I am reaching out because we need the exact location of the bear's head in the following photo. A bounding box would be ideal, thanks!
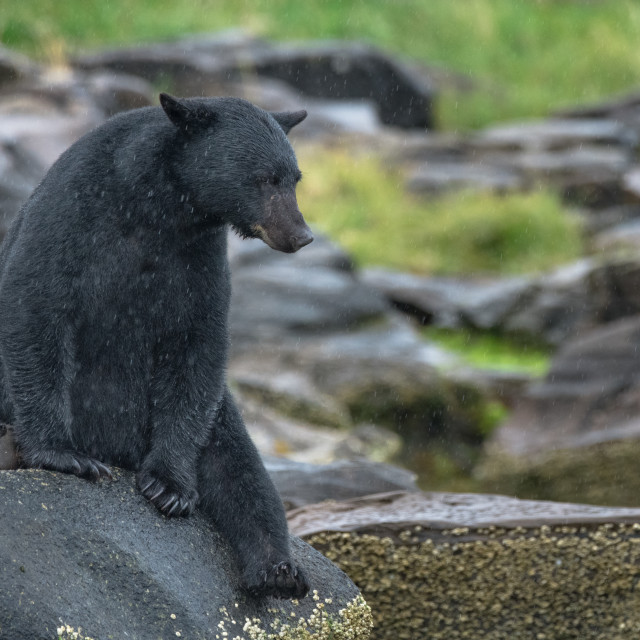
[160,93,313,253]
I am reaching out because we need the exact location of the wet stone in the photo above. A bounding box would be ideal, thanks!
[0,468,371,640]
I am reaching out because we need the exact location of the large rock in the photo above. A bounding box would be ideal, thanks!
[246,41,435,129]
[479,315,640,505]
[361,267,532,329]
[0,468,371,640]
[362,262,595,346]
[555,90,640,139]
[0,45,39,87]
[471,118,638,152]
[229,262,389,348]
[364,258,640,348]
[466,118,638,207]
[228,234,390,350]
[264,456,418,510]
[73,33,436,130]
[237,390,402,465]
[290,490,640,640]
[406,160,523,195]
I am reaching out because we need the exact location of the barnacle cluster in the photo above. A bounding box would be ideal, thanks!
[308,523,640,639]
[215,594,372,640]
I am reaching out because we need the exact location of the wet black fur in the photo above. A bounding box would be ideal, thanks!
[0,95,310,599]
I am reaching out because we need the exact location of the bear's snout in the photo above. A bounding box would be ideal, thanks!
[253,188,314,253]
[290,228,314,252]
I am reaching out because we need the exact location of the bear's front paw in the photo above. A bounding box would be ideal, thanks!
[246,561,309,600]
[136,469,198,517]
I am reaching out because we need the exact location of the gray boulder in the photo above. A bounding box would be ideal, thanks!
[264,456,418,510]
[230,264,389,347]
[0,45,39,87]
[471,118,638,152]
[555,89,640,139]
[361,267,533,329]
[406,160,523,195]
[73,33,436,130]
[465,118,638,207]
[363,260,600,347]
[228,234,389,350]
[245,40,435,129]
[0,468,371,640]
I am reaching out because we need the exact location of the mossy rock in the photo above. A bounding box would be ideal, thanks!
[477,436,640,506]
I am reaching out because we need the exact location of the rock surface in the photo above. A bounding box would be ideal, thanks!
[0,469,371,640]
[363,258,640,348]
[264,456,418,510]
[479,315,640,504]
[291,490,640,640]
[73,33,435,130]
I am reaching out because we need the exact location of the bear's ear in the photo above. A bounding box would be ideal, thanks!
[160,93,212,133]
[270,110,308,135]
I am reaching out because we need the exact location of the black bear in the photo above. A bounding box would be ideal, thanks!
[0,94,313,599]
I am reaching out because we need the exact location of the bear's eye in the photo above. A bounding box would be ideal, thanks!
[256,175,280,186]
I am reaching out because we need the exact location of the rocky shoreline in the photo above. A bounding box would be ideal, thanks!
[3,32,640,638]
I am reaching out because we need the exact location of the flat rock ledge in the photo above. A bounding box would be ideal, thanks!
[0,469,372,640]
[288,490,640,640]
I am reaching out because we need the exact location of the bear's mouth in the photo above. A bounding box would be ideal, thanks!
[251,223,313,254]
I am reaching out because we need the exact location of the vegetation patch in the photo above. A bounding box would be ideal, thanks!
[298,148,583,276]
[423,327,551,376]
[4,1,640,130]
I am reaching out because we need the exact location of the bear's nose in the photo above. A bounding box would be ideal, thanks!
[291,230,314,251]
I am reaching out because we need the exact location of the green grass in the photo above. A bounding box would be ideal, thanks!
[422,327,551,377]
[298,147,584,276]
[3,0,640,130]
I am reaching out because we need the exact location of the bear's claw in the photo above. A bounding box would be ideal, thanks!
[27,449,112,481]
[136,471,198,517]
[247,561,309,600]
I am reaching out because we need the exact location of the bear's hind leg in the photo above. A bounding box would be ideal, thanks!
[197,388,309,599]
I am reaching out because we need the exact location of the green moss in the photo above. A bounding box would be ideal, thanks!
[298,149,583,277]
[423,327,551,376]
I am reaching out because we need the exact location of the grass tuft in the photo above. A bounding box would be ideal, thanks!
[298,147,584,276]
